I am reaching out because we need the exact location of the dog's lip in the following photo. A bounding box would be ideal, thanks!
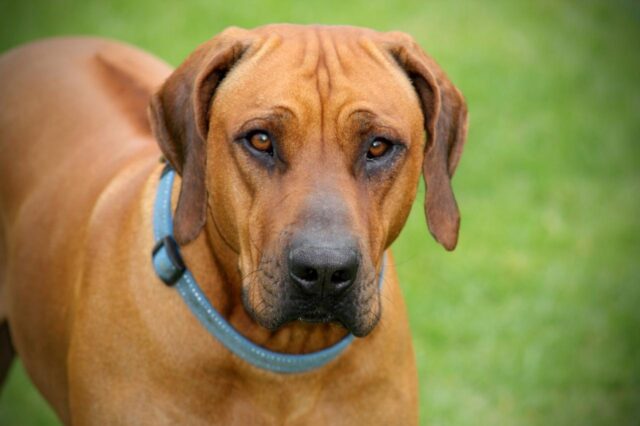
[295,309,356,335]
[297,308,334,323]
[288,290,366,331]
[274,306,367,336]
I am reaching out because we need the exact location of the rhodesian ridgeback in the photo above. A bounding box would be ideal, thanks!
[0,24,467,424]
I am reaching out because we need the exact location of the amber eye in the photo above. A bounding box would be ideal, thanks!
[248,131,273,154]
[367,138,392,159]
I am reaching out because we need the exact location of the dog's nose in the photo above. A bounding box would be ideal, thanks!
[288,245,359,298]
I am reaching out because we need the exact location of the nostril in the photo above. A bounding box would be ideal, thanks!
[330,269,353,284]
[298,268,318,282]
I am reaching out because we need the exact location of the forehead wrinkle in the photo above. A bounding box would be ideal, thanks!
[314,30,330,101]
[333,38,357,77]
[322,31,345,76]
[296,30,321,78]
[243,33,282,68]
[312,29,330,157]
[267,33,324,150]
[356,37,393,69]
[316,30,362,155]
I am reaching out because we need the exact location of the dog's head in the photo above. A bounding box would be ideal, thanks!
[149,25,467,337]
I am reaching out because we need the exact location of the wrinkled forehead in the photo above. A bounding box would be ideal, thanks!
[212,26,423,131]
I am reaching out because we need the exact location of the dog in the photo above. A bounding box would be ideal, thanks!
[0,24,467,424]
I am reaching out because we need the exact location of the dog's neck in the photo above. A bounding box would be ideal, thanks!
[172,182,349,355]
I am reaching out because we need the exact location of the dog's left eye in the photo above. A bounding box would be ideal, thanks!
[247,131,273,155]
[366,138,392,160]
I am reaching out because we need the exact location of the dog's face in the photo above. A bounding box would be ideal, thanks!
[150,25,467,337]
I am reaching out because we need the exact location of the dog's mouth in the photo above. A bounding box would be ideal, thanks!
[298,310,334,324]
[240,244,382,338]
[295,301,335,322]
[242,273,381,338]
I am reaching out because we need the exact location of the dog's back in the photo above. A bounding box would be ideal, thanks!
[0,37,170,416]
[0,37,170,214]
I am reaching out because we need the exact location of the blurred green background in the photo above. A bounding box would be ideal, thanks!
[1,0,639,424]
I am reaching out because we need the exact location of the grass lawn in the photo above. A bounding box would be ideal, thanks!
[1,0,639,424]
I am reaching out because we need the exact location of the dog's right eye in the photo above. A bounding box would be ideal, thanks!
[246,131,274,155]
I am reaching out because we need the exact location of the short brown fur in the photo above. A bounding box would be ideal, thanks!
[0,25,467,424]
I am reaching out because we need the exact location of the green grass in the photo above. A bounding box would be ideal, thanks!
[1,0,639,424]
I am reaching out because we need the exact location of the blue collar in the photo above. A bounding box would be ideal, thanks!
[151,166,385,374]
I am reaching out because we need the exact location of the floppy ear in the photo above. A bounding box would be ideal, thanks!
[384,32,468,251]
[149,28,251,245]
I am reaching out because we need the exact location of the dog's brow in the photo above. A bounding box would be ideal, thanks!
[235,109,297,138]
[271,104,299,119]
[347,109,404,140]
[347,108,377,122]
[253,105,298,124]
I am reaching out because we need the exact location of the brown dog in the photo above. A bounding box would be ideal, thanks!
[0,24,467,424]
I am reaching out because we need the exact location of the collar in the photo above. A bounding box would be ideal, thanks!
[151,165,386,374]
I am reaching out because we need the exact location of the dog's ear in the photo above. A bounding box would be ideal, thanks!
[149,28,251,245]
[383,32,468,251]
